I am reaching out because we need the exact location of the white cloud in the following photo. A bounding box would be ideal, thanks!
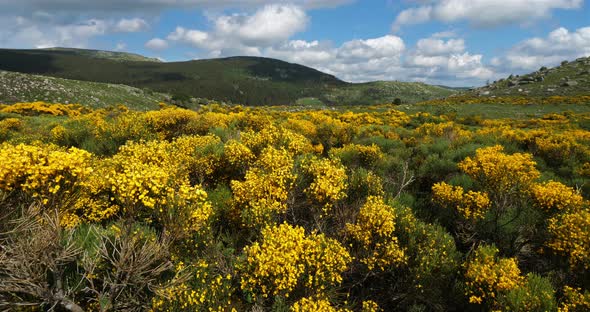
[392,6,432,31]
[55,19,109,46]
[393,0,583,31]
[167,4,308,56]
[115,42,127,51]
[0,16,149,49]
[167,27,209,47]
[415,38,465,56]
[145,38,168,51]
[337,35,405,61]
[406,36,494,82]
[213,4,308,46]
[265,40,334,65]
[431,30,457,38]
[265,33,493,85]
[494,26,590,70]
[114,18,148,32]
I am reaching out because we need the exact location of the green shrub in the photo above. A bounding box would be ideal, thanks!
[500,273,557,312]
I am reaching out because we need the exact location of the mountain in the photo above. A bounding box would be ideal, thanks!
[473,56,590,97]
[0,48,455,105]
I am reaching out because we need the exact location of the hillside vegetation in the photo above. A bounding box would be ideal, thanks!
[42,47,162,62]
[0,48,455,106]
[0,98,590,311]
[0,70,167,110]
[474,56,590,97]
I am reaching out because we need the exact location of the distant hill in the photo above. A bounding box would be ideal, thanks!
[42,47,162,63]
[0,48,456,105]
[473,56,590,97]
[0,70,167,110]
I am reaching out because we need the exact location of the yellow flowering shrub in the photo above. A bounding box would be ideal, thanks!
[458,145,539,195]
[152,260,234,312]
[239,223,351,300]
[578,162,590,177]
[103,139,213,237]
[559,286,590,312]
[329,143,384,168]
[0,142,93,205]
[0,117,23,132]
[301,156,348,214]
[231,147,295,227]
[530,181,585,212]
[0,101,86,116]
[415,121,472,142]
[283,118,318,139]
[172,134,223,183]
[224,139,255,168]
[306,112,356,150]
[241,125,314,156]
[345,196,406,271]
[431,182,491,220]
[192,111,232,134]
[104,110,155,144]
[547,209,590,269]
[290,296,344,312]
[143,105,199,139]
[464,245,523,306]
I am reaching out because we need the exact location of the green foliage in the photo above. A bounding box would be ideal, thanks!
[500,273,557,312]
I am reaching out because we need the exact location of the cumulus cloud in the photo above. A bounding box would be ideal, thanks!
[114,18,148,32]
[0,15,149,49]
[393,0,583,31]
[168,27,209,48]
[145,38,168,51]
[0,17,110,48]
[415,38,465,56]
[167,4,308,56]
[213,4,308,46]
[337,36,405,62]
[264,40,334,65]
[493,26,590,71]
[405,35,494,83]
[263,35,406,82]
[263,33,493,85]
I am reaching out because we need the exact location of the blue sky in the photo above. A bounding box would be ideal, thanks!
[0,0,589,86]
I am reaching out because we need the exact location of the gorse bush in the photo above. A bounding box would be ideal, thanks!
[0,101,589,311]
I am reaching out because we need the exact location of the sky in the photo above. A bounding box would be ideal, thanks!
[0,1,589,87]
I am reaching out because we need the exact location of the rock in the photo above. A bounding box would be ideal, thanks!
[580,70,590,75]
[562,81,579,87]
[535,76,544,82]
[547,88,555,92]
[518,88,523,92]
[518,80,532,85]
[508,80,518,87]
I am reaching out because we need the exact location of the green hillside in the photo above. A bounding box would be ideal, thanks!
[42,47,162,63]
[0,70,167,110]
[0,48,455,106]
[473,56,590,97]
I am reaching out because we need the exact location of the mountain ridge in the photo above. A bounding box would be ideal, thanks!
[0,47,455,106]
